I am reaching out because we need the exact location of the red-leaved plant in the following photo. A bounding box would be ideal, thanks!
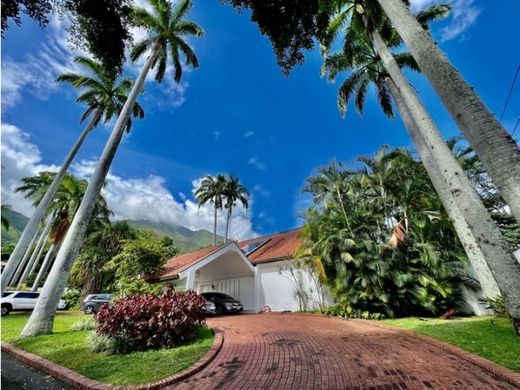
[95,290,206,353]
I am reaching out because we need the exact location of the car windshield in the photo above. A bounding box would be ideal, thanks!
[212,293,234,300]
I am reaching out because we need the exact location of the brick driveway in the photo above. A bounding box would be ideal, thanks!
[175,313,518,389]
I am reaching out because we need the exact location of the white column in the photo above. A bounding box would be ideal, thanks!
[186,269,195,291]
[254,266,262,313]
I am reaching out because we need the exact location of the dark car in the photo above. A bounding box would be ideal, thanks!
[81,294,113,314]
[200,292,243,315]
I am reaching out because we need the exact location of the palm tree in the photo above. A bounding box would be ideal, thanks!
[1,56,144,294]
[21,0,203,337]
[321,4,520,330]
[14,172,111,288]
[222,175,249,242]
[195,174,226,245]
[1,204,10,230]
[376,0,520,222]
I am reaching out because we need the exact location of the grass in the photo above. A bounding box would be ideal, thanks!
[379,316,520,373]
[1,311,215,385]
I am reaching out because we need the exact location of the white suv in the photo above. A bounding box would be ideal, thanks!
[1,291,67,316]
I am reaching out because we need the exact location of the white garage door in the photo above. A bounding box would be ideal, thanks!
[198,277,255,310]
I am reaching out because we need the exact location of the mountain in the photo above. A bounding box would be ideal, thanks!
[125,220,222,253]
[1,208,29,247]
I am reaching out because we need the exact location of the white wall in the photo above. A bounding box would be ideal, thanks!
[256,260,332,312]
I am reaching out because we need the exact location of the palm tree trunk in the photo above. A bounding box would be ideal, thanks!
[8,226,42,286]
[31,244,58,292]
[1,110,102,294]
[18,226,49,286]
[376,0,520,222]
[225,206,232,242]
[370,28,520,333]
[386,77,500,302]
[20,44,160,337]
[213,203,218,245]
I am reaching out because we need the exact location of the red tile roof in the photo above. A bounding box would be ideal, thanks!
[156,228,304,280]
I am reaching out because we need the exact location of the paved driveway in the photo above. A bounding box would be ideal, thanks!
[175,313,518,389]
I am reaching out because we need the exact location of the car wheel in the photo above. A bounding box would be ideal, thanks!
[83,305,95,315]
[1,304,12,317]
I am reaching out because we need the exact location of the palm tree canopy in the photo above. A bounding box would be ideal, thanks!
[57,56,145,132]
[130,0,204,83]
[320,2,448,118]
[195,174,226,209]
[223,175,249,210]
[15,172,111,244]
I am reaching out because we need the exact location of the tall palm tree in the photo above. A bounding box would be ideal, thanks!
[321,4,520,331]
[376,0,520,222]
[223,175,249,242]
[14,172,111,287]
[21,0,203,337]
[1,56,144,294]
[195,174,226,245]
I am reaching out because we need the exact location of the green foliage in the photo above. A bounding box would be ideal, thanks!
[302,147,470,318]
[25,272,37,287]
[0,208,29,248]
[71,318,96,331]
[62,289,81,309]
[323,304,385,320]
[479,296,508,318]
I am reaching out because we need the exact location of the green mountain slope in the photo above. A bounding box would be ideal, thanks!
[126,220,222,253]
[1,208,29,247]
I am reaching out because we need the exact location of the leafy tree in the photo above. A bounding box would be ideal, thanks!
[302,147,473,318]
[195,174,226,245]
[21,0,203,337]
[1,0,52,35]
[70,221,138,296]
[106,234,178,296]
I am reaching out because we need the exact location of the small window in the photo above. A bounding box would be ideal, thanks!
[15,292,39,299]
[2,292,14,297]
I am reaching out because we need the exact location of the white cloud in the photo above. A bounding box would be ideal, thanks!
[1,122,257,241]
[213,131,220,141]
[243,131,254,138]
[252,184,270,198]
[409,0,481,41]
[248,157,266,171]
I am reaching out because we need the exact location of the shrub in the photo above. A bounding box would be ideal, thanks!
[62,289,81,309]
[87,331,116,354]
[479,296,507,317]
[323,304,386,320]
[95,290,206,353]
[71,318,96,331]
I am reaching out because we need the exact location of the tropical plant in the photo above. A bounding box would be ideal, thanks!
[195,174,226,245]
[21,0,203,337]
[320,2,520,332]
[302,148,474,318]
[1,56,143,295]
[70,221,137,296]
[1,204,11,230]
[222,175,249,242]
[95,290,206,354]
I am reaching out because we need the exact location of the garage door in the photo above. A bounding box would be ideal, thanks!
[199,277,255,310]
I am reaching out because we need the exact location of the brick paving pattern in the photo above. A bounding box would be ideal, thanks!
[174,313,519,390]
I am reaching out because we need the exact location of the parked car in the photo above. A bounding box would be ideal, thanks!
[1,291,67,316]
[200,292,243,315]
[81,294,113,314]
[203,299,217,315]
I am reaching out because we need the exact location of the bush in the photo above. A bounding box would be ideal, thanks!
[71,318,96,331]
[62,289,81,309]
[87,331,116,354]
[95,290,206,353]
[479,296,507,317]
[323,304,386,320]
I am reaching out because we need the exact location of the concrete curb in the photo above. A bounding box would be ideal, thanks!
[355,319,520,388]
[1,328,224,390]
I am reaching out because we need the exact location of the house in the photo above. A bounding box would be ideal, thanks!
[152,228,330,312]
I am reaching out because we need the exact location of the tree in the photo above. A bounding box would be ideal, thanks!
[21,0,203,337]
[302,148,472,317]
[223,175,249,242]
[70,221,137,296]
[14,172,111,288]
[321,2,520,331]
[195,174,226,245]
[2,0,132,73]
[1,56,143,294]
[376,0,520,223]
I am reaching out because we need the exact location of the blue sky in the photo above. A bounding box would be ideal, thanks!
[2,0,519,240]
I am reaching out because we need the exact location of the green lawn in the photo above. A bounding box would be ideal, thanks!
[379,316,520,373]
[1,312,214,385]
